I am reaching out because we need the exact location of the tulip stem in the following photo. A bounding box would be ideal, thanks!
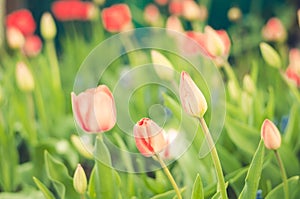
[198,117,228,199]
[223,61,240,91]
[274,150,289,199]
[154,154,182,199]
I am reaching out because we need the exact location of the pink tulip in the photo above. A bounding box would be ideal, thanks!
[169,0,184,16]
[285,49,300,87]
[71,85,116,133]
[160,129,179,159]
[144,4,162,26]
[261,119,281,150]
[134,118,167,157]
[166,15,184,33]
[101,4,132,33]
[22,35,42,57]
[185,26,231,66]
[262,17,287,42]
[179,71,207,118]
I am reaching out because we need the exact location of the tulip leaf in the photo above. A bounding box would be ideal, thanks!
[225,117,260,155]
[93,135,118,199]
[44,151,79,199]
[150,187,186,199]
[191,174,204,199]
[33,177,56,199]
[238,139,265,199]
[211,191,221,199]
[265,176,300,199]
[284,103,300,147]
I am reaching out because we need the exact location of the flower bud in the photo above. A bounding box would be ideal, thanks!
[259,42,282,68]
[6,27,25,49]
[166,15,184,33]
[22,35,43,57]
[243,74,255,94]
[71,85,116,133]
[151,50,174,81]
[73,164,87,194]
[15,62,35,92]
[144,4,163,27]
[227,80,239,101]
[71,135,93,159]
[134,118,167,157]
[227,7,242,22]
[262,18,287,42]
[182,1,205,21]
[261,119,281,150]
[179,71,207,118]
[205,26,226,57]
[168,0,184,16]
[40,12,57,40]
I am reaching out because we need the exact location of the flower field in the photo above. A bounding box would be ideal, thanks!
[0,0,300,198]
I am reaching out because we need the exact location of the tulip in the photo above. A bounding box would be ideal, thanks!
[6,9,36,36]
[227,7,242,22]
[40,12,57,40]
[15,62,35,92]
[101,4,132,33]
[168,0,184,16]
[261,119,281,150]
[71,85,116,133]
[160,129,179,159]
[288,48,300,72]
[285,67,300,87]
[22,35,42,57]
[151,50,174,81]
[144,4,163,27]
[182,1,207,21]
[52,1,97,21]
[243,74,255,94]
[133,118,167,157]
[262,17,287,42]
[73,164,87,194]
[259,42,282,68]
[6,27,25,49]
[166,15,184,33]
[179,71,207,118]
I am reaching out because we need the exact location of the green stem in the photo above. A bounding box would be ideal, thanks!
[280,71,300,104]
[198,117,228,199]
[223,61,240,89]
[274,150,289,199]
[0,0,5,50]
[45,40,62,90]
[80,194,85,199]
[26,93,37,145]
[154,154,182,199]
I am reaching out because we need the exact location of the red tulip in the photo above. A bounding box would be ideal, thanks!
[261,119,281,150]
[169,0,184,16]
[101,4,132,33]
[286,67,300,87]
[179,71,207,118]
[134,118,167,157]
[6,9,36,36]
[22,35,42,57]
[262,17,287,42]
[52,1,97,21]
[71,85,116,133]
[285,48,300,87]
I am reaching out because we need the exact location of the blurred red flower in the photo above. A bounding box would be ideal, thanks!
[6,9,36,36]
[101,4,132,32]
[52,1,97,21]
[262,17,287,42]
[285,48,300,87]
[22,35,43,57]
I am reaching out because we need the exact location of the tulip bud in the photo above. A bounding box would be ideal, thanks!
[71,85,116,133]
[73,164,87,194]
[243,74,255,94]
[6,27,25,49]
[179,71,207,118]
[166,15,184,33]
[205,26,226,57]
[15,62,35,92]
[168,0,184,16]
[22,35,43,57]
[261,119,281,150]
[262,17,287,42]
[151,50,174,81]
[134,118,167,157]
[227,7,242,22]
[259,42,282,68]
[227,80,239,101]
[182,1,203,21]
[40,12,57,40]
[144,4,163,27]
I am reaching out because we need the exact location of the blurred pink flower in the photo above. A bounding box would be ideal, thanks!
[52,1,97,21]
[262,17,287,42]
[160,129,179,159]
[71,85,116,133]
[144,4,161,26]
[169,0,184,16]
[102,4,132,32]
[6,9,36,36]
[185,26,231,66]
[285,49,300,87]
[166,15,184,33]
[179,71,207,118]
[134,118,167,157]
[22,35,42,57]
[261,119,281,150]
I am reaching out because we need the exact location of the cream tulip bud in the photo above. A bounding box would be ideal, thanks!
[260,42,282,68]
[151,50,174,81]
[15,62,35,92]
[73,164,87,194]
[40,12,57,40]
[261,119,281,150]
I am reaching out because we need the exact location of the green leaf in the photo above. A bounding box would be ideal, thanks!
[191,174,204,199]
[284,104,300,147]
[93,135,118,199]
[265,176,300,199]
[211,191,221,199]
[225,117,260,155]
[44,151,79,199]
[33,177,55,199]
[150,187,186,199]
[238,140,265,199]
